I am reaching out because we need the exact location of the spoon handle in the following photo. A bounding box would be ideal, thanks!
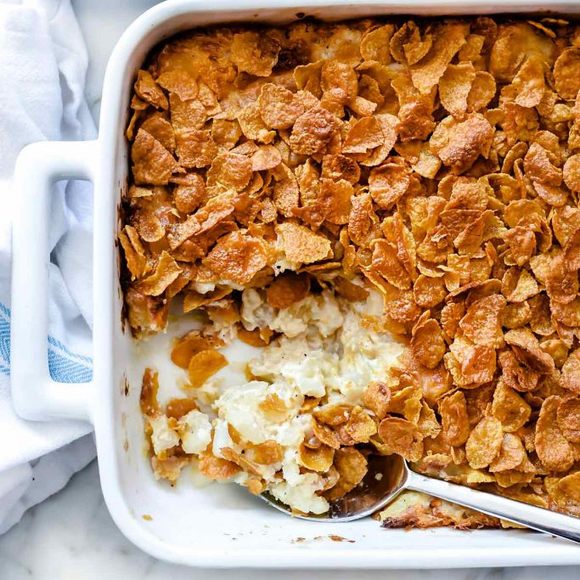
[406,471,580,544]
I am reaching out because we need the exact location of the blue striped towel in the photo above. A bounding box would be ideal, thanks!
[0,0,97,534]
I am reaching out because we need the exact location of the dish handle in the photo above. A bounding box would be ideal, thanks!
[11,140,98,423]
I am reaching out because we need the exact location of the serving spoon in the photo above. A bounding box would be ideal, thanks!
[260,454,580,544]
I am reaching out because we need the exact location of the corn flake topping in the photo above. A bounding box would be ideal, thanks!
[123,17,580,526]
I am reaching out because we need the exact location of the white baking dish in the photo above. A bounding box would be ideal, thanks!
[10,0,580,568]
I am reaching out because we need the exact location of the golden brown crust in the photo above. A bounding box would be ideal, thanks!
[378,491,501,529]
[124,17,580,525]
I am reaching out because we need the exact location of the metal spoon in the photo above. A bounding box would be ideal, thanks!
[261,454,580,544]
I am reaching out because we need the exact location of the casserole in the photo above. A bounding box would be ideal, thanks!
[11,0,580,568]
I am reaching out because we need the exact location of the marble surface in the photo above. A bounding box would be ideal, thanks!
[0,1,578,578]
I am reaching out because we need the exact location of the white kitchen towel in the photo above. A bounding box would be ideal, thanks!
[0,0,96,534]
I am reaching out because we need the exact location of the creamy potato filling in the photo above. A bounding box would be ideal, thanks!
[144,288,404,514]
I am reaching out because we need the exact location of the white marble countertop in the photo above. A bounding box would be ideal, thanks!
[0,1,578,578]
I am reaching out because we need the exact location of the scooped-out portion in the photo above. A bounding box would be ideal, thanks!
[122,17,580,526]
[140,287,406,515]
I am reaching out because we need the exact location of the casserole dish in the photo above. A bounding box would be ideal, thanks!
[11,0,580,568]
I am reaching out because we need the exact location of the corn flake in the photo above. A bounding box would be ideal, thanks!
[535,396,575,472]
[458,293,505,348]
[441,302,465,341]
[271,163,299,218]
[276,222,332,265]
[157,68,198,101]
[338,406,377,445]
[411,314,446,369]
[289,106,340,155]
[564,227,580,271]
[551,296,580,327]
[119,225,149,280]
[378,416,424,462]
[503,226,536,267]
[545,254,578,305]
[362,382,392,420]
[410,23,469,94]
[137,251,181,296]
[501,267,539,303]
[553,47,580,100]
[563,153,580,193]
[298,442,335,472]
[489,433,527,472]
[170,94,206,132]
[207,152,253,191]
[125,288,168,335]
[369,162,411,209]
[314,404,352,427]
[557,472,580,503]
[266,272,310,309]
[247,440,284,465]
[439,63,476,119]
[238,102,276,144]
[171,331,224,369]
[504,328,555,374]
[132,129,178,185]
[326,447,368,501]
[561,349,580,394]
[188,349,227,388]
[231,32,279,77]
[465,416,503,469]
[491,379,532,432]
[312,420,341,450]
[397,100,436,143]
[134,70,168,110]
[511,57,546,108]
[140,114,175,154]
[431,114,494,174]
[204,231,268,285]
[413,275,447,308]
[445,337,496,387]
[322,154,361,184]
[175,129,217,169]
[251,145,282,172]
[372,239,412,290]
[361,24,396,63]
[258,83,304,130]
[557,398,580,443]
[165,397,198,420]
[343,117,384,155]
[439,391,470,446]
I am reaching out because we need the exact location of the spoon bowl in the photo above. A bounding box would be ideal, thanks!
[260,454,580,543]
